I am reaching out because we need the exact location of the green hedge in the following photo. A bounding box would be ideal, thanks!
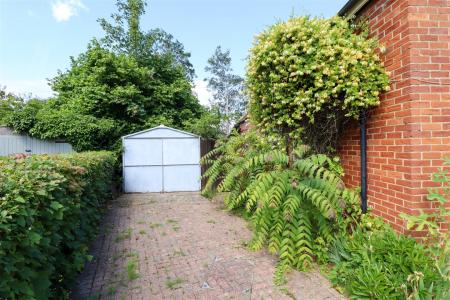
[0,151,116,299]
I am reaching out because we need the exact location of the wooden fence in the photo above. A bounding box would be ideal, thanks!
[200,138,216,189]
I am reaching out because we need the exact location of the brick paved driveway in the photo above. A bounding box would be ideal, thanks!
[72,193,345,300]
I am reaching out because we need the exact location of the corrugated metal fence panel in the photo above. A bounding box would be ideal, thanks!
[0,135,73,156]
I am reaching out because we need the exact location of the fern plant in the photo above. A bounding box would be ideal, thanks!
[200,130,270,198]
[201,130,361,279]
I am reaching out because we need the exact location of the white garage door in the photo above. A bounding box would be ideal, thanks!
[122,125,201,193]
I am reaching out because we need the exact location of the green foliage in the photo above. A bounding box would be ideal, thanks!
[29,105,118,151]
[0,88,24,125]
[329,220,448,300]
[6,98,45,133]
[165,277,185,290]
[201,131,361,276]
[247,16,390,152]
[7,41,202,152]
[50,42,154,122]
[8,0,204,152]
[126,259,139,281]
[400,158,450,299]
[183,108,224,139]
[0,151,116,299]
[49,41,201,131]
[99,0,195,80]
[202,132,449,299]
[200,130,270,198]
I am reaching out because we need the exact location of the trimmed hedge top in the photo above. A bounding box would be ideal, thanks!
[0,151,116,299]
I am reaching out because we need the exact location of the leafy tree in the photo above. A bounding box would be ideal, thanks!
[19,42,201,151]
[205,46,246,133]
[7,0,207,150]
[98,0,195,80]
[0,87,24,125]
[183,108,224,139]
[6,98,45,132]
[50,42,152,123]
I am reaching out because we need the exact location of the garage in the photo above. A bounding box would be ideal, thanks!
[122,125,201,193]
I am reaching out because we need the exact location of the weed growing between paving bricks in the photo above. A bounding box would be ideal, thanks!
[0,151,115,299]
[115,228,132,242]
[165,277,185,290]
[107,285,117,296]
[126,259,139,281]
[149,222,163,228]
[279,287,298,300]
[167,219,181,231]
[173,249,186,257]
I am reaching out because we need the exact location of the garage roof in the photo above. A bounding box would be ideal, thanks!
[122,124,199,139]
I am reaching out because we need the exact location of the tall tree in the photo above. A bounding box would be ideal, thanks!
[205,46,246,133]
[33,42,200,151]
[98,0,195,81]
[8,0,203,151]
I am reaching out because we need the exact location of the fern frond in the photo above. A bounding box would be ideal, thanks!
[293,144,311,159]
[300,177,342,208]
[295,158,340,184]
[296,183,335,219]
[274,262,290,286]
[292,212,313,270]
[199,128,360,285]
[250,203,272,250]
[317,214,334,245]
[246,172,276,211]
[268,209,284,254]
[245,150,289,169]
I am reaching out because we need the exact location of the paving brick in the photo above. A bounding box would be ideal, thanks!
[71,193,344,300]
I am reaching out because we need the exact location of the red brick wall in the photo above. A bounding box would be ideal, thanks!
[338,0,450,233]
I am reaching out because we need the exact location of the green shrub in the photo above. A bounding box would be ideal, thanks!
[202,133,449,298]
[201,130,270,198]
[329,222,447,299]
[0,151,116,299]
[183,108,224,139]
[201,131,361,281]
[400,158,449,299]
[247,16,389,152]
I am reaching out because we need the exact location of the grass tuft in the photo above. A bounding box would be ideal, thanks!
[165,277,185,290]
